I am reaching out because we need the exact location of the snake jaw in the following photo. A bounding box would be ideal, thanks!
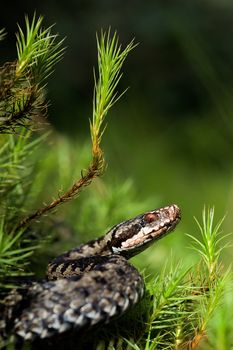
[111,204,181,257]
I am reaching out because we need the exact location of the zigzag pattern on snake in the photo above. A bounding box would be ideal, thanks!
[0,204,181,341]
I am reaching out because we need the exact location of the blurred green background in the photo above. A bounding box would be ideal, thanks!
[1,0,233,265]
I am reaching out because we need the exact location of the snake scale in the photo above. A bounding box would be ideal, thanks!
[0,204,181,342]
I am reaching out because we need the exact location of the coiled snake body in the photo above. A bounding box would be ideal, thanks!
[0,204,181,341]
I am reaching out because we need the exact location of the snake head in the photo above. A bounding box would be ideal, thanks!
[108,204,181,258]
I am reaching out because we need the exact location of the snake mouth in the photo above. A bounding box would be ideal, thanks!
[119,204,181,252]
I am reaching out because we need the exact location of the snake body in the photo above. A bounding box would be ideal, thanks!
[0,204,181,341]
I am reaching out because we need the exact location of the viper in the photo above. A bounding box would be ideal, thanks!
[0,204,181,341]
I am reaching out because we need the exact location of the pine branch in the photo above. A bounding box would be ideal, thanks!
[0,15,65,133]
[17,30,136,230]
[0,218,39,285]
[16,14,65,84]
[0,128,49,236]
[0,15,66,282]
[0,84,46,133]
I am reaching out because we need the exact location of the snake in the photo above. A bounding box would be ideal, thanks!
[0,204,181,342]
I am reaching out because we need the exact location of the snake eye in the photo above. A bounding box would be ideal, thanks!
[144,212,159,223]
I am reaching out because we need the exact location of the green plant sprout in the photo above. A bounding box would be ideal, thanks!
[16,14,65,83]
[91,30,135,159]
